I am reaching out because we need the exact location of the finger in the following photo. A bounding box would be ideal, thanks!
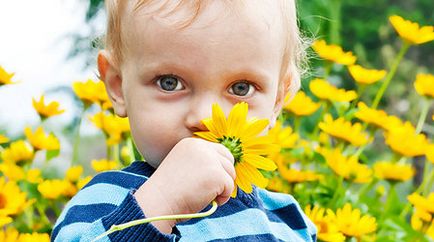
[215,172,235,206]
[214,143,235,164]
[218,154,236,181]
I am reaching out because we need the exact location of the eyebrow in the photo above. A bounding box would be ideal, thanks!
[141,61,273,86]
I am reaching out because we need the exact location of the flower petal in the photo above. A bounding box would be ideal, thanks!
[227,102,248,137]
[235,163,253,193]
[243,154,277,171]
[212,103,228,135]
[194,132,218,142]
[241,162,268,188]
[242,118,269,139]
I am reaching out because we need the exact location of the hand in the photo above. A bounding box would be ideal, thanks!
[134,137,236,233]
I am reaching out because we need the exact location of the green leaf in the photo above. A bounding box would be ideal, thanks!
[46,149,60,161]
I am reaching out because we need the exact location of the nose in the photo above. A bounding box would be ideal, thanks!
[184,95,224,133]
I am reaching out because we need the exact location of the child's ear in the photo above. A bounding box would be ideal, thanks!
[97,50,127,117]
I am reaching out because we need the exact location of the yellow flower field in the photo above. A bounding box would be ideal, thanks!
[0,13,433,242]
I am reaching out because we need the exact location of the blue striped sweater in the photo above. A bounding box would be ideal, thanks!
[52,161,317,241]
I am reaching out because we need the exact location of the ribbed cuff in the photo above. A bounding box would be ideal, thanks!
[102,190,181,241]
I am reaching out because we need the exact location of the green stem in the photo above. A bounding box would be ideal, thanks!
[324,61,333,79]
[50,200,62,218]
[24,205,35,230]
[126,136,136,161]
[113,144,120,163]
[311,102,329,139]
[91,200,219,242]
[107,144,112,160]
[380,183,396,222]
[358,179,378,199]
[400,163,433,219]
[36,203,51,226]
[294,118,301,133]
[422,164,434,196]
[72,109,84,166]
[329,0,342,45]
[415,98,431,134]
[371,42,410,109]
[348,85,366,112]
[328,176,344,208]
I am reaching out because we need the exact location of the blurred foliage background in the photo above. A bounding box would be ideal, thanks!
[1,0,432,241]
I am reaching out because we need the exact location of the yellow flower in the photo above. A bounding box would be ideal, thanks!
[73,79,110,107]
[329,203,377,238]
[383,115,405,132]
[348,65,387,85]
[317,147,372,183]
[319,114,370,147]
[355,102,390,130]
[0,66,17,86]
[121,146,132,163]
[280,168,322,183]
[0,163,25,181]
[0,227,18,242]
[414,73,434,98]
[310,78,357,102]
[77,176,93,190]
[312,40,357,65]
[304,205,346,242]
[427,144,434,164]
[17,232,50,242]
[408,193,434,214]
[373,161,415,182]
[411,212,434,240]
[24,126,60,151]
[194,102,279,197]
[0,134,9,144]
[32,96,64,119]
[0,216,13,227]
[89,112,130,145]
[37,179,70,200]
[63,181,78,197]
[26,169,43,183]
[389,15,434,45]
[266,177,290,194]
[384,122,429,157]
[266,121,299,151]
[0,177,34,217]
[408,193,434,239]
[91,159,119,172]
[283,91,320,116]
[1,140,34,164]
[66,165,84,182]
[0,228,50,242]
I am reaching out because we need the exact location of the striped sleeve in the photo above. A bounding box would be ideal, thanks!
[257,188,317,242]
[51,171,180,242]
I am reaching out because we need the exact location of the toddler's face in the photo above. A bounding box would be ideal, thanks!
[107,1,288,167]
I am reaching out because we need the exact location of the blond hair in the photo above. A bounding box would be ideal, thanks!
[104,0,306,98]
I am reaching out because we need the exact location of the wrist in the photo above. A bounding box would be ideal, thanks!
[133,180,177,233]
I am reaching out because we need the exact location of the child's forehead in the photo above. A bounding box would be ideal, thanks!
[125,0,285,31]
[122,1,287,69]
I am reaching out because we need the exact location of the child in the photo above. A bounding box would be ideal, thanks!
[52,0,317,241]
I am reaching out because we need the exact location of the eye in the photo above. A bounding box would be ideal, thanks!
[156,75,184,92]
[229,81,256,97]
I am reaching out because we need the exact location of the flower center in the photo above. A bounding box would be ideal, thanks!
[218,136,243,163]
[0,193,7,209]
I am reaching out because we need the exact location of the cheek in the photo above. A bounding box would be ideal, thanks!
[128,108,185,163]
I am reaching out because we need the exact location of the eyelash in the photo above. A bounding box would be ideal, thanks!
[227,81,257,97]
